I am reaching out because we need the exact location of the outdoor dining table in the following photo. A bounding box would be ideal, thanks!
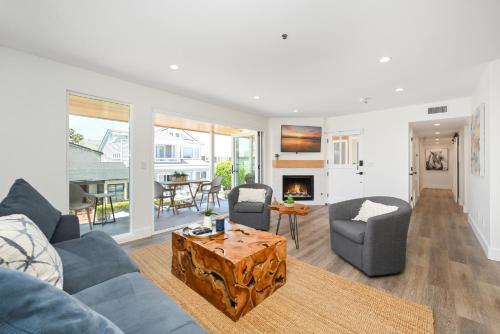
[160,180,209,212]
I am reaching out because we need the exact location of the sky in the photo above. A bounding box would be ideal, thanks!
[69,115,234,157]
[69,115,128,141]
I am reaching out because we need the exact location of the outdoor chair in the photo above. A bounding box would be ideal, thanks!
[154,181,176,217]
[199,176,223,210]
[69,182,96,230]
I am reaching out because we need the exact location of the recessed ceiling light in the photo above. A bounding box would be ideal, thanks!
[253,95,260,100]
[435,131,440,135]
[395,87,404,92]
[434,123,440,126]
[435,138,440,141]
[169,64,179,70]
[379,56,392,63]
[293,109,299,113]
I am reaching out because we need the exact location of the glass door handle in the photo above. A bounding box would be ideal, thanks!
[355,172,364,175]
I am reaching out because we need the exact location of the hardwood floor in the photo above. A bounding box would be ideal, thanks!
[123,189,500,334]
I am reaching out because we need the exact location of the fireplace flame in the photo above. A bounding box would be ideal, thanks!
[286,183,310,197]
[290,183,305,194]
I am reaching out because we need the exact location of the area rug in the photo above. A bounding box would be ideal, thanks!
[129,241,434,334]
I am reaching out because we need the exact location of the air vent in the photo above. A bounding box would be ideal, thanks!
[428,106,447,114]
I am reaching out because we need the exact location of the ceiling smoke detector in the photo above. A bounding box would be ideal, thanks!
[359,97,372,104]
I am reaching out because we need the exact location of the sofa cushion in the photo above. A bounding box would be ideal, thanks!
[234,202,264,213]
[0,214,63,289]
[54,231,139,294]
[75,272,206,334]
[0,178,61,240]
[0,267,123,334]
[332,220,366,244]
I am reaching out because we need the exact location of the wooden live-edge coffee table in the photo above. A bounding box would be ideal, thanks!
[171,221,287,321]
[269,204,311,249]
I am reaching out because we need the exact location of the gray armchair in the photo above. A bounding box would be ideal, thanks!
[228,184,273,231]
[329,197,412,277]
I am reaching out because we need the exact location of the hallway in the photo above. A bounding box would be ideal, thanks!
[284,189,500,334]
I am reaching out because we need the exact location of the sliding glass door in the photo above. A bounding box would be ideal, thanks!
[232,134,257,187]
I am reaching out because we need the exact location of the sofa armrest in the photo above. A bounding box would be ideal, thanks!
[50,215,80,244]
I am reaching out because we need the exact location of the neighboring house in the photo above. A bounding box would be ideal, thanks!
[68,143,129,201]
[97,127,212,183]
[99,129,130,167]
[153,127,209,182]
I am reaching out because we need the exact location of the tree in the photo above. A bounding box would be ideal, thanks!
[69,128,84,144]
[215,160,247,190]
[215,160,232,190]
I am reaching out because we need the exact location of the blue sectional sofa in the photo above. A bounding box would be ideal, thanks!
[0,179,205,334]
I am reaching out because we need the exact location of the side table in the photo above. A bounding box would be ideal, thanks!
[93,193,116,225]
[269,204,310,249]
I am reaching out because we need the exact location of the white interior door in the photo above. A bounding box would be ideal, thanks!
[327,130,364,203]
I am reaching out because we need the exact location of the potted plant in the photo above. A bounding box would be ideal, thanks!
[201,208,217,227]
[284,194,295,208]
[171,171,188,182]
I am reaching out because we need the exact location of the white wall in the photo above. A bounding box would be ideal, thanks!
[469,59,500,260]
[266,117,327,205]
[325,97,472,201]
[419,140,454,190]
[0,47,266,243]
[489,60,500,258]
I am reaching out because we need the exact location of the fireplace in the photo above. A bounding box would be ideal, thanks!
[282,175,314,201]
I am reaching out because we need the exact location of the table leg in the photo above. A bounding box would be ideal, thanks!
[293,214,299,249]
[192,183,202,211]
[288,214,296,241]
[188,184,199,211]
[109,195,116,223]
[275,214,282,234]
[173,185,179,213]
[102,197,107,225]
[93,198,98,225]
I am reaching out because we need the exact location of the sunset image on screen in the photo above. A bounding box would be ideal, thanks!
[281,125,322,152]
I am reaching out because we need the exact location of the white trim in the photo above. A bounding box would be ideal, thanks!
[489,247,500,261]
[114,226,152,244]
[468,214,489,256]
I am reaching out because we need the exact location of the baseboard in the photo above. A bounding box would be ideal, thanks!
[489,247,500,261]
[468,214,490,258]
[114,226,152,244]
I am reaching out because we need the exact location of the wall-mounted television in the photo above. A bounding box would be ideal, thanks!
[281,125,322,152]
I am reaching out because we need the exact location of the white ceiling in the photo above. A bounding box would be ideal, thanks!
[1,0,499,116]
[411,117,468,140]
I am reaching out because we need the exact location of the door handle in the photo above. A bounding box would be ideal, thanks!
[356,172,364,175]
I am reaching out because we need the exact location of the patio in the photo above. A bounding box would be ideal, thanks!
[77,196,229,236]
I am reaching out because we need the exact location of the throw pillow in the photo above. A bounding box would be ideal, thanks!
[353,200,398,222]
[0,214,63,289]
[0,267,123,334]
[238,188,266,203]
[0,178,61,240]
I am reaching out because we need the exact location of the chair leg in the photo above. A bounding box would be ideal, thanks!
[86,208,92,230]
[216,193,221,208]
[200,193,204,209]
